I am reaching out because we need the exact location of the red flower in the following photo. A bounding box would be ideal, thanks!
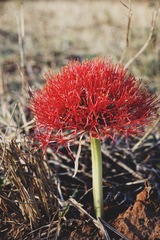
[30,58,159,150]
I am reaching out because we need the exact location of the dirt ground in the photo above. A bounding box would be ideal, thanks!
[0,0,160,239]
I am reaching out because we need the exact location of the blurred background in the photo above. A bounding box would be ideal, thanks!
[0,0,160,95]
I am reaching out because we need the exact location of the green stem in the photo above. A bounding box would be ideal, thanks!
[90,137,103,218]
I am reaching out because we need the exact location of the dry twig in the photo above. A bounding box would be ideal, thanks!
[132,116,160,152]
[120,0,132,63]
[125,8,159,68]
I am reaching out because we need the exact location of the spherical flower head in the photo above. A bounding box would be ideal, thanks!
[30,58,159,150]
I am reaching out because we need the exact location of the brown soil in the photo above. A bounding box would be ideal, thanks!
[113,186,160,240]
